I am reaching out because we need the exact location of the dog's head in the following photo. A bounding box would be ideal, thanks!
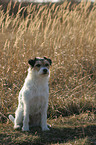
[28,57,52,76]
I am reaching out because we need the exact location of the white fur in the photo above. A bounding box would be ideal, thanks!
[9,67,50,131]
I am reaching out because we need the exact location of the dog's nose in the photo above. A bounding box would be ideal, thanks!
[43,69,47,74]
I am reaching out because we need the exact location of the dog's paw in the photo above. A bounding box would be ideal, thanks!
[42,126,50,131]
[22,126,29,131]
[14,125,21,129]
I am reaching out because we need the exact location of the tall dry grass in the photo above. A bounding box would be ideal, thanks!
[0,1,96,122]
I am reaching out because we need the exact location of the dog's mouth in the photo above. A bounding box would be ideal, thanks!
[42,72,49,76]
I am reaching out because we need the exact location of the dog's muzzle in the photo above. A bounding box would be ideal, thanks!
[38,67,49,75]
[43,68,48,74]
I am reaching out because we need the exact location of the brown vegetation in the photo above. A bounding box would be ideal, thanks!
[0,1,96,144]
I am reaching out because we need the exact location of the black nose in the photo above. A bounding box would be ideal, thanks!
[43,69,47,74]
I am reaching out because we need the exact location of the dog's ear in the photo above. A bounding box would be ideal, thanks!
[44,57,52,65]
[28,58,36,67]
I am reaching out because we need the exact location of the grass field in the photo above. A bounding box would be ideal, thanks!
[0,0,96,144]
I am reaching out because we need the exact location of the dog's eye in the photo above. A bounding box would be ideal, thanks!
[45,63,49,67]
[36,64,41,67]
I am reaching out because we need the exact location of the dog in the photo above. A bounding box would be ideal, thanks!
[9,57,52,131]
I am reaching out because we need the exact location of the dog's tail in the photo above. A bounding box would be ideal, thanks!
[9,115,15,124]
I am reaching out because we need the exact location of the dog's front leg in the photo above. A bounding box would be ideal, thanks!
[41,105,50,131]
[22,102,29,131]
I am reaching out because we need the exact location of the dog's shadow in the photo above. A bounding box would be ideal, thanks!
[24,124,96,144]
[1,123,96,144]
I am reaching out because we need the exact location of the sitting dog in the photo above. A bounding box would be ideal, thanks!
[9,57,52,131]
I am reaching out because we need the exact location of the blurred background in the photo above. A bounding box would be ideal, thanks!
[1,0,96,3]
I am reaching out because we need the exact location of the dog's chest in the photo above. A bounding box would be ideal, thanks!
[21,76,49,114]
[27,81,49,114]
[30,81,49,96]
[29,95,47,114]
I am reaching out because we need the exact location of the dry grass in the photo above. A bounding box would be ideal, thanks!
[0,0,96,121]
[0,112,96,144]
[0,1,96,144]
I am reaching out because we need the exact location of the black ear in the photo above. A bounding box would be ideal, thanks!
[28,59,36,67]
[44,57,52,65]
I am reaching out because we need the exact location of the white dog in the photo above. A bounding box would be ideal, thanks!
[9,57,52,131]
